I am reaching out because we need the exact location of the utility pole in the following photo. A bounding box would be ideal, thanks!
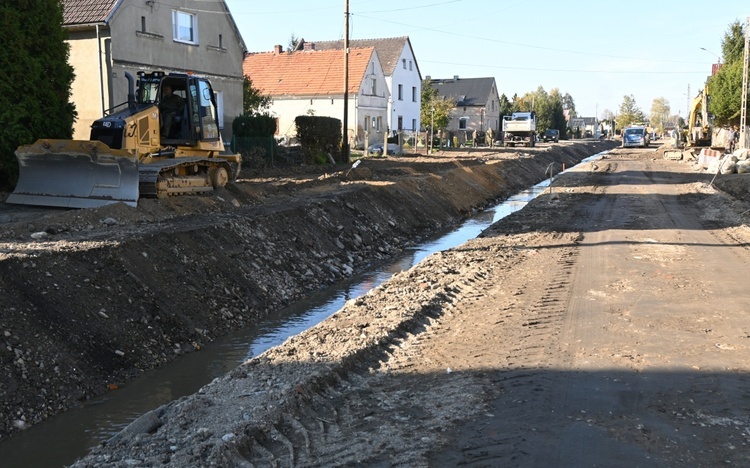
[740,16,749,149]
[342,0,350,163]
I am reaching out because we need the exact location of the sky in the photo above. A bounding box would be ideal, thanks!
[224,0,748,120]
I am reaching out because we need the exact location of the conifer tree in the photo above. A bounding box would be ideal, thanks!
[0,0,76,188]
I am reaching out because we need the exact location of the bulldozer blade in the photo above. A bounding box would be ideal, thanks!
[7,139,139,209]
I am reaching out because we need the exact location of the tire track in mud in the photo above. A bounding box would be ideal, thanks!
[430,233,584,466]
[218,232,587,467]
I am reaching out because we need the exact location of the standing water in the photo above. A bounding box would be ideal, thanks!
[0,152,605,466]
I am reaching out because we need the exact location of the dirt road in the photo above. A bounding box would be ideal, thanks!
[70,146,750,466]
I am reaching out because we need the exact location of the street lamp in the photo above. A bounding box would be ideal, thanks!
[700,47,721,63]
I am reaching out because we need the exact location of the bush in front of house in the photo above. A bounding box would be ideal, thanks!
[295,116,342,164]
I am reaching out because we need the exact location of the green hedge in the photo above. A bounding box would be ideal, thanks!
[294,115,342,164]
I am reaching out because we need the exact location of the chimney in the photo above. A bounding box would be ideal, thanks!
[453,75,459,80]
[273,44,283,54]
[303,42,315,51]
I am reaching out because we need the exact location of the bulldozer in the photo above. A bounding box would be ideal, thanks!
[6,71,241,208]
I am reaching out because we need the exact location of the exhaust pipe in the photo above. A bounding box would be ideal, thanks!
[125,71,136,112]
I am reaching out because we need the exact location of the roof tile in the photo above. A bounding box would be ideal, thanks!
[243,47,375,97]
[63,0,119,26]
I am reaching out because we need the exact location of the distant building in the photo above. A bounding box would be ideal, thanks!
[427,76,500,137]
[310,37,422,136]
[243,44,389,148]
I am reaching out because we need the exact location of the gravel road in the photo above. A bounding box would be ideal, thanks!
[72,146,750,467]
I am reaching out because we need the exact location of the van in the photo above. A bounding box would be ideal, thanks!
[622,127,649,148]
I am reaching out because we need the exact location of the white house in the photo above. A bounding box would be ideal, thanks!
[243,44,390,149]
[311,37,422,137]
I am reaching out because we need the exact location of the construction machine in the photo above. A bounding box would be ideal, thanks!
[7,71,241,208]
[685,85,712,148]
[664,84,732,161]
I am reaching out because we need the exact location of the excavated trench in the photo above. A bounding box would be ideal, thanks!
[0,142,616,466]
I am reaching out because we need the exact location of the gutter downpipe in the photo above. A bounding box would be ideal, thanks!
[96,24,106,115]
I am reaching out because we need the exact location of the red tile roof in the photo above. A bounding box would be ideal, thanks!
[63,0,120,25]
[243,47,376,97]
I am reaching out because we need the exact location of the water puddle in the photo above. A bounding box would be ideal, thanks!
[0,152,605,466]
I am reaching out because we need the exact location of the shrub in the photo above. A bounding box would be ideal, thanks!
[294,116,342,164]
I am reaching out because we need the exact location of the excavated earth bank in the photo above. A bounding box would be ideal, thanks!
[0,141,614,444]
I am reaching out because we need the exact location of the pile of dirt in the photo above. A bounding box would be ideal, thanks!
[0,141,610,442]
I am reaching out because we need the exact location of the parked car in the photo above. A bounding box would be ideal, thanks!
[368,143,402,156]
[541,129,559,143]
[622,126,650,148]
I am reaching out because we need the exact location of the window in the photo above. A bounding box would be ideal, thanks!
[459,117,468,130]
[141,16,146,33]
[397,116,403,131]
[412,86,417,102]
[370,78,377,95]
[377,117,382,131]
[172,10,198,44]
[398,84,403,101]
[364,116,370,131]
[402,59,406,69]
[411,118,416,131]
[409,60,413,71]
[219,34,223,49]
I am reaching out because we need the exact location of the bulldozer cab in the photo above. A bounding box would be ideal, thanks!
[136,72,221,146]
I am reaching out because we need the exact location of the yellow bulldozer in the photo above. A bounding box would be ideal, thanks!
[7,71,241,208]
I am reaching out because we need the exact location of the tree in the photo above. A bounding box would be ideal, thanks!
[707,21,748,126]
[546,88,567,135]
[420,79,453,132]
[242,76,272,115]
[287,34,300,52]
[616,95,646,129]
[498,94,513,119]
[720,20,744,64]
[0,0,76,189]
[562,93,576,118]
[649,97,671,134]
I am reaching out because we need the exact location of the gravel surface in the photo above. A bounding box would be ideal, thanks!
[5,140,750,466]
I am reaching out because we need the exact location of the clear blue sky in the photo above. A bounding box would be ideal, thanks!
[225,0,747,120]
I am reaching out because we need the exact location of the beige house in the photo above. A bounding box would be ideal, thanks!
[63,0,246,141]
[428,76,501,143]
[243,44,390,149]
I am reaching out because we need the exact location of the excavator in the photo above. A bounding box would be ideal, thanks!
[6,71,241,208]
[664,84,732,161]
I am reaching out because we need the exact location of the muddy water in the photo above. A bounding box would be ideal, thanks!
[0,153,602,466]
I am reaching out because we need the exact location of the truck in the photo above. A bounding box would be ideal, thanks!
[7,71,241,208]
[503,111,536,147]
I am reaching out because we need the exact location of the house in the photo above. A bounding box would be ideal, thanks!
[243,44,390,149]
[428,76,500,141]
[568,117,598,138]
[63,0,246,141]
[310,37,422,137]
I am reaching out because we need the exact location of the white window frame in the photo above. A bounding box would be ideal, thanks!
[172,10,198,45]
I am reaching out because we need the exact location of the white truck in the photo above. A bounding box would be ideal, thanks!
[503,111,537,147]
